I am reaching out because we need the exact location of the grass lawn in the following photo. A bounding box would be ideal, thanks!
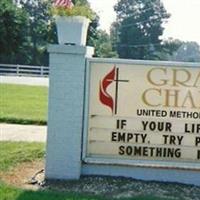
[0,183,105,200]
[0,142,102,200]
[0,142,45,172]
[0,142,158,200]
[0,84,48,125]
[0,182,169,200]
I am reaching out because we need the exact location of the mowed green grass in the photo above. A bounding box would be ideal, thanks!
[0,142,45,172]
[0,142,96,200]
[0,84,48,125]
[0,183,104,200]
[0,183,167,200]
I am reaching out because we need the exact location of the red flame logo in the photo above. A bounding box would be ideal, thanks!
[99,67,116,113]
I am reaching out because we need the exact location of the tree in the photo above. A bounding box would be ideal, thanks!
[92,30,118,58]
[0,0,29,64]
[19,0,57,66]
[72,0,90,5]
[112,0,170,60]
[73,0,117,58]
[19,0,99,65]
[0,0,115,65]
[172,42,200,62]
[153,38,183,61]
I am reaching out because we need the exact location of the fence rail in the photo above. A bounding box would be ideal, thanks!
[0,64,49,77]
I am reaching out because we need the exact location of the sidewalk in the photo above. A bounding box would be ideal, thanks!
[0,75,49,86]
[0,124,47,142]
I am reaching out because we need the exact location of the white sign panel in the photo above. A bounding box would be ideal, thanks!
[84,59,200,168]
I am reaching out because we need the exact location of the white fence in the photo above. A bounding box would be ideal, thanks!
[0,64,49,77]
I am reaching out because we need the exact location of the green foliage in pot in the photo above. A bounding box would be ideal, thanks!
[52,2,95,20]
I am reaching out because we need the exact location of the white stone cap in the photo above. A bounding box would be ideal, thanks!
[48,44,94,57]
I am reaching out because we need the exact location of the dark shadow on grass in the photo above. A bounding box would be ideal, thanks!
[0,182,170,200]
[15,190,103,200]
[0,117,47,125]
[15,191,169,200]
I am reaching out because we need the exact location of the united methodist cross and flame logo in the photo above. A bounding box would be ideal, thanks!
[99,66,129,115]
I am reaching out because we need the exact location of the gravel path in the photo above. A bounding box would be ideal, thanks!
[0,124,46,142]
[46,176,200,200]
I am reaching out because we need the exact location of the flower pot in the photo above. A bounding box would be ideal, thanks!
[55,16,90,46]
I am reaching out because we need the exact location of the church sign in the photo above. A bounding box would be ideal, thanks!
[83,59,200,169]
[46,45,200,185]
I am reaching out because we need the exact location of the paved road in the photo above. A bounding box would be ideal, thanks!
[0,75,49,86]
[0,124,47,142]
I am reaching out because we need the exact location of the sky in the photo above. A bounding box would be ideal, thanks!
[88,0,200,45]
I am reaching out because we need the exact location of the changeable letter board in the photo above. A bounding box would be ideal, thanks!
[84,60,200,169]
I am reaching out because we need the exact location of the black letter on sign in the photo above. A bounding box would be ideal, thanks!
[119,146,125,155]
[197,150,200,160]
[195,137,200,146]
[117,119,127,129]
